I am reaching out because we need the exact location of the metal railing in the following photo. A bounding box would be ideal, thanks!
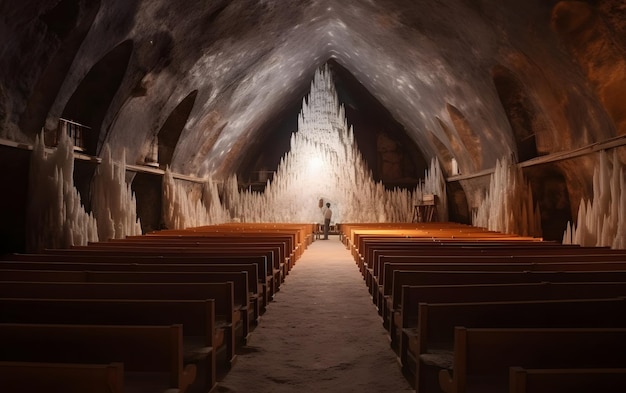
[58,118,90,151]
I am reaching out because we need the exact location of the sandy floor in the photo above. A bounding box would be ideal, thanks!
[215,235,414,393]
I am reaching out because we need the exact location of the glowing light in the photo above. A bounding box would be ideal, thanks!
[309,156,324,171]
[163,65,448,227]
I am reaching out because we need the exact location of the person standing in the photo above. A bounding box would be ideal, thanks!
[323,202,332,240]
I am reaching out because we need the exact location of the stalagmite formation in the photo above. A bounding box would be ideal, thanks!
[26,133,98,252]
[162,169,210,229]
[162,64,447,227]
[91,145,142,241]
[472,157,542,237]
[563,150,626,249]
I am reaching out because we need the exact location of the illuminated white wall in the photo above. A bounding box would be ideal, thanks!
[163,65,447,227]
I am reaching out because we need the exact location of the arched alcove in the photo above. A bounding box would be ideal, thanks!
[155,90,198,169]
[492,65,538,162]
[19,0,101,138]
[446,103,483,170]
[525,165,572,241]
[61,40,133,155]
[447,181,471,224]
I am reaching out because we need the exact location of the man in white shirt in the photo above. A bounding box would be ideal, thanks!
[323,202,332,240]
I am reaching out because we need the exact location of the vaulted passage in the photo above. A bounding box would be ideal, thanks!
[218,236,412,393]
[154,90,198,169]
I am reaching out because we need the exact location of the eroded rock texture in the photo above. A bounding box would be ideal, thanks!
[1,0,625,242]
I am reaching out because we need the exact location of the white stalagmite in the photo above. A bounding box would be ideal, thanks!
[162,64,447,228]
[220,64,446,224]
[563,150,626,249]
[162,168,231,229]
[91,144,142,241]
[472,156,542,237]
[26,132,98,252]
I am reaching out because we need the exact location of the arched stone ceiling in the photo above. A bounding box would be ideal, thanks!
[0,0,623,180]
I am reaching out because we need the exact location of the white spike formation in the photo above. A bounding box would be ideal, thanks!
[162,168,209,229]
[472,156,542,237]
[26,132,98,252]
[163,64,447,226]
[563,150,626,249]
[162,169,231,229]
[91,145,142,241]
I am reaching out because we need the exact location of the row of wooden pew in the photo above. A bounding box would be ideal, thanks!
[0,223,315,393]
[340,222,626,393]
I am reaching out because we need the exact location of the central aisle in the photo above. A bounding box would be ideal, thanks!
[216,235,414,393]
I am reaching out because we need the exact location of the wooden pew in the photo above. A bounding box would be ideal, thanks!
[0,361,125,393]
[509,366,626,393]
[117,234,297,272]
[0,268,253,344]
[0,297,219,391]
[5,254,272,307]
[369,248,626,292]
[349,229,541,263]
[147,225,306,262]
[0,260,265,316]
[39,247,282,298]
[0,269,255,338]
[0,281,238,367]
[438,327,626,393]
[0,323,197,393]
[87,270,254,344]
[382,260,626,314]
[77,242,288,283]
[386,270,626,332]
[398,281,626,373]
[363,242,589,282]
[363,239,579,268]
[414,298,626,393]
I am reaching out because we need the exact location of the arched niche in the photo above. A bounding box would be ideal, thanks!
[492,65,538,162]
[524,165,572,241]
[153,90,198,169]
[446,103,483,170]
[19,0,101,138]
[61,40,133,155]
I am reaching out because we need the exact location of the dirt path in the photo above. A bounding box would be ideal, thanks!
[216,235,414,393]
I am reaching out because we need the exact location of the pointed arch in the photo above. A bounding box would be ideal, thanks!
[153,90,198,168]
[492,65,538,162]
[61,39,133,155]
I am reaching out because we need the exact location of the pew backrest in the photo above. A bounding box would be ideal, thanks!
[0,361,125,393]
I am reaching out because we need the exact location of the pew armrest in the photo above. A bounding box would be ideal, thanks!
[419,349,453,369]
[439,369,455,393]
[179,363,197,393]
